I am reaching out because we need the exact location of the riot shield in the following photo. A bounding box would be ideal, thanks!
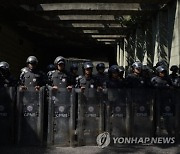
[106,88,130,139]
[16,86,44,145]
[155,88,176,137]
[0,87,16,144]
[174,88,180,142]
[47,88,76,146]
[131,88,154,137]
[77,88,104,146]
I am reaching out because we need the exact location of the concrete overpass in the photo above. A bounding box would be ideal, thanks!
[0,0,178,76]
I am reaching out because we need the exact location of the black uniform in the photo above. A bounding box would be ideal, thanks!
[151,76,172,87]
[106,65,125,89]
[169,65,180,88]
[20,69,46,88]
[169,74,180,87]
[0,61,17,87]
[126,73,145,88]
[48,70,69,88]
[68,72,78,88]
[106,78,124,89]
[0,73,17,87]
[95,73,108,88]
[77,75,97,89]
[151,65,172,88]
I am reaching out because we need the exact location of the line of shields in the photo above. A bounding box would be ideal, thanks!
[0,86,180,146]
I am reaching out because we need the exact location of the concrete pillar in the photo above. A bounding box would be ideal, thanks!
[168,0,180,68]
[116,42,120,65]
[146,21,154,67]
[135,26,146,63]
[127,33,136,65]
[152,10,169,66]
[124,38,128,70]
[120,39,124,66]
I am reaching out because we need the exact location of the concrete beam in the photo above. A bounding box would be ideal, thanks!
[15,0,172,5]
[71,23,105,28]
[83,30,99,34]
[91,35,126,38]
[96,39,116,42]
[56,15,127,23]
[82,30,128,35]
[104,42,116,45]
[69,23,126,28]
[21,3,159,15]
[58,15,117,21]
[61,27,129,30]
[56,23,129,30]
[37,3,155,11]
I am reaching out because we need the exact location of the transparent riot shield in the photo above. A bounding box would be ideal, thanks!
[0,87,16,144]
[106,88,131,139]
[174,88,180,142]
[131,88,154,137]
[16,86,44,145]
[47,88,76,146]
[77,88,104,146]
[155,88,177,137]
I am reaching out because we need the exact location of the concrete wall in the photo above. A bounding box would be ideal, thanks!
[168,0,180,69]
[117,0,180,72]
[0,23,35,78]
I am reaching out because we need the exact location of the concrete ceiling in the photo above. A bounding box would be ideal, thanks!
[0,0,172,54]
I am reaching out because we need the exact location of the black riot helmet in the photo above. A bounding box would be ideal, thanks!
[156,60,168,68]
[96,63,105,71]
[26,56,38,64]
[70,63,78,72]
[54,56,65,66]
[108,65,120,74]
[132,61,142,70]
[83,61,93,70]
[0,61,10,71]
[47,64,55,72]
[156,65,167,73]
[108,65,120,78]
[170,65,179,73]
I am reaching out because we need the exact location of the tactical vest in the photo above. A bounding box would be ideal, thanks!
[169,74,180,87]
[151,76,171,87]
[79,76,96,89]
[51,71,68,88]
[68,72,78,87]
[106,78,124,88]
[24,71,42,87]
[96,73,107,87]
[126,73,145,88]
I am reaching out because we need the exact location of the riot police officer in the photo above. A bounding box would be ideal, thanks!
[126,61,145,88]
[68,63,79,87]
[19,56,46,90]
[0,61,17,87]
[47,64,55,77]
[95,63,108,88]
[151,65,172,87]
[105,65,124,88]
[76,61,97,91]
[169,65,180,87]
[48,56,71,90]
[142,65,153,87]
